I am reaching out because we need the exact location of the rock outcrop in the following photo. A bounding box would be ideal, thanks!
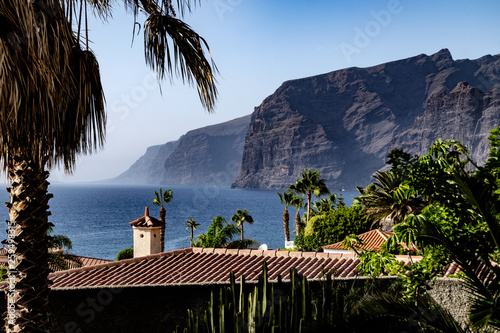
[114,115,251,186]
[232,49,500,189]
[113,140,179,184]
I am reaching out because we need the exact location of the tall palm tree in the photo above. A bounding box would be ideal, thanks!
[277,191,294,242]
[185,218,200,247]
[0,1,217,331]
[290,194,305,236]
[153,188,173,252]
[289,169,330,225]
[0,1,104,330]
[231,209,254,241]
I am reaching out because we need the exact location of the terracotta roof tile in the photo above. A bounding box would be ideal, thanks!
[323,229,394,252]
[47,249,369,289]
[0,248,112,272]
[129,207,163,228]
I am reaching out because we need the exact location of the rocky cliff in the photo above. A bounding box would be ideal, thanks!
[114,115,251,186]
[232,49,500,190]
[113,140,179,184]
[160,115,250,186]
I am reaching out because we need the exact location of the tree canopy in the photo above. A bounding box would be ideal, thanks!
[353,128,500,331]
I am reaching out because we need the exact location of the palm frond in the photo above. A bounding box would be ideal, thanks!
[49,252,83,271]
[143,11,218,111]
[0,0,105,172]
[85,0,115,21]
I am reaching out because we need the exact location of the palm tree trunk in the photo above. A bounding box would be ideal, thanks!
[190,228,194,247]
[5,155,52,332]
[283,209,290,242]
[241,223,244,241]
[159,207,166,252]
[307,191,312,224]
[295,210,302,236]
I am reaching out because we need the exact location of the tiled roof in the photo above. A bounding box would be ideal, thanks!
[51,255,112,271]
[0,248,461,291]
[323,229,394,251]
[49,248,364,290]
[0,247,111,272]
[129,206,163,228]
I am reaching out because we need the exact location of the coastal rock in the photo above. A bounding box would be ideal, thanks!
[114,115,251,186]
[232,49,500,189]
[160,115,250,186]
[113,140,179,184]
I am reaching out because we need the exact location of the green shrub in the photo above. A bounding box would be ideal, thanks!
[225,239,258,249]
[296,205,372,251]
[116,248,133,261]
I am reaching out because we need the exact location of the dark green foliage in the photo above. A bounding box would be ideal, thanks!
[225,239,259,249]
[353,128,500,330]
[385,148,419,178]
[295,205,372,251]
[231,209,254,241]
[0,266,6,282]
[116,248,133,261]
[195,216,240,248]
[288,169,330,224]
[47,226,83,271]
[174,263,465,333]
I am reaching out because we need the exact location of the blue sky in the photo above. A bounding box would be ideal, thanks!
[51,0,500,182]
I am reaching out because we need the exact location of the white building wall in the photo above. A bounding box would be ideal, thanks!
[133,226,162,258]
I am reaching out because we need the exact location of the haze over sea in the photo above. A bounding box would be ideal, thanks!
[0,184,357,261]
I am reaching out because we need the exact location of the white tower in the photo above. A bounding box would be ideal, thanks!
[129,207,164,258]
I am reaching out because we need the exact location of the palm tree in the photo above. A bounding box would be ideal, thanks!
[0,1,105,330]
[231,209,254,241]
[289,169,330,224]
[47,227,83,271]
[0,1,217,330]
[153,188,173,252]
[277,191,294,242]
[290,194,304,236]
[195,216,240,248]
[340,234,365,256]
[312,193,338,214]
[185,218,200,247]
[356,170,425,230]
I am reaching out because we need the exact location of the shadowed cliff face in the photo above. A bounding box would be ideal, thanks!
[114,115,251,186]
[160,114,250,186]
[232,49,500,190]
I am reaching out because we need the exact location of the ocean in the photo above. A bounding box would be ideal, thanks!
[0,184,358,261]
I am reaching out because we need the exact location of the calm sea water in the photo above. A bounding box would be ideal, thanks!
[0,184,357,261]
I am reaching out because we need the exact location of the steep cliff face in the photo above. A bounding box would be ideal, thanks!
[114,115,251,186]
[393,82,500,163]
[232,49,500,189]
[113,140,180,184]
[160,115,250,186]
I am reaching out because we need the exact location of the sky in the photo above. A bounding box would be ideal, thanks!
[49,0,500,183]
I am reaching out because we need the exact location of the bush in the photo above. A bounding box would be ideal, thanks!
[116,248,133,261]
[295,205,372,251]
[225,239,258,249]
